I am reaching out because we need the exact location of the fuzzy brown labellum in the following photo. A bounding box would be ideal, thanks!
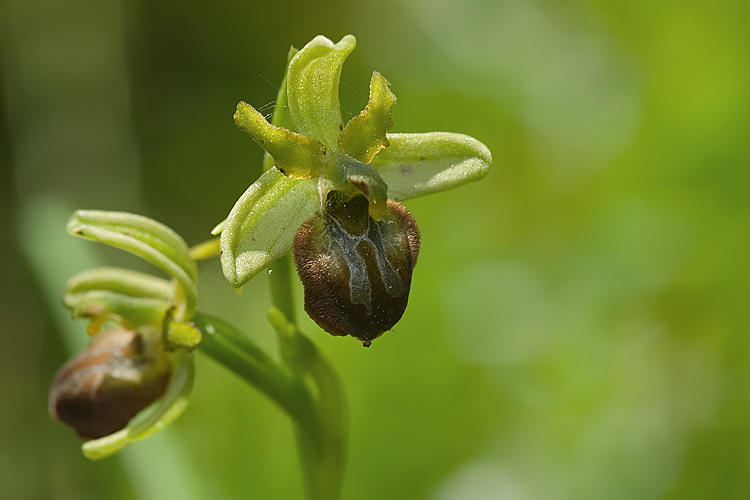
[48,327,171,439]
[293,192,420,346]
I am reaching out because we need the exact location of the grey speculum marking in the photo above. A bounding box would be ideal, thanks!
[325,214,405,315]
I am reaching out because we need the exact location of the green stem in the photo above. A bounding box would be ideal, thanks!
[189,237,220,261]
[294,334,347,500]
[268,254,347,500]
[269,253,298,325]
[193,313,314,423]
[191,254,345,500]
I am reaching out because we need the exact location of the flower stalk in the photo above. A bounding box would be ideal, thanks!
[268,256,347,500]
[192,261,346,500]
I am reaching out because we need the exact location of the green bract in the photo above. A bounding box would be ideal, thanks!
[217,34,491,288]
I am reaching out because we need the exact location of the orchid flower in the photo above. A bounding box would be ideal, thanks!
[216,35,491,345]
[50,211,200,459]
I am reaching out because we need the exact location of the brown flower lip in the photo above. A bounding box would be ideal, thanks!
[49,327,171,439]
[294,193,420,346]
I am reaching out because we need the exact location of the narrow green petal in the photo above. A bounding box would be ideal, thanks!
[235,101,327,179]
[68,211,197,279]
[66,267,174,302]
[338,71,396,164]
[220,168,319,287]
[286,35,356,150]
[67,211,198,319]
[263,46,300,172]
[370,132,492,201]
[82,350,195,460]
[64,290,170,328]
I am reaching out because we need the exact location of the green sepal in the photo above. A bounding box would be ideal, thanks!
[338,71,396,164]
[81,350,195,460]
[235,101,327,179]
[370,132,492,201]
[286,35,356,150]
[220,167,319,287]
[67,211,198,319]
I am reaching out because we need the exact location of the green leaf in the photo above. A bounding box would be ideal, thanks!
[235,101,327,179]
[82,350,195,460]
[338,71,397,164]
[220,167,319,287]
[67,211,198,319]
[370,132,492,201]
[286,35,356,150]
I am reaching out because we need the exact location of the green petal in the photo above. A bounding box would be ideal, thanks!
[286,35,356,150]
[235,101,327,179]
[338,71,396,164]
[66,267,174,302]
[370,133,492,201]
[82,350,195,460]
[67,211,198,319]
[64,290,170,328]
[220,167,319,287]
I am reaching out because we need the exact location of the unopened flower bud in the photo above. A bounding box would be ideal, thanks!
[49,327,171,439]
[294,192,420,346]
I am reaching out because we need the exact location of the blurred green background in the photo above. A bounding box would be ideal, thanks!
[1,0,748,498]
